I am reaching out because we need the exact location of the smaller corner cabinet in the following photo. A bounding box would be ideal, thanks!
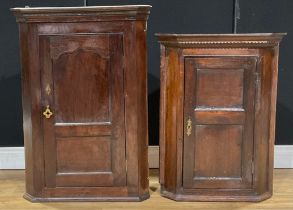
[157,33,285,201]
[11,5,151,202]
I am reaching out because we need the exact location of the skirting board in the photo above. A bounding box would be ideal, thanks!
[0,146,292,169]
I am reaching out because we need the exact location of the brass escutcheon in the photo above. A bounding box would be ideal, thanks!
[43,105,53,119]
[186,118,192,136]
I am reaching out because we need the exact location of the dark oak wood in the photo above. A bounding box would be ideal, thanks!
[12,5,151,202]
[157,33,285,201]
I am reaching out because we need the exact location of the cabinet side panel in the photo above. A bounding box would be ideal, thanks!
[19,23,34,196]
[159,45,166,185]
[254,48,274,195]
[268,47,280,195]
[124,22,139,196]
[163,48,180,192]
[135,20,149,196]
[28,24,45,196]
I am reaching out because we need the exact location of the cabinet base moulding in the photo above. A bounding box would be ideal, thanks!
[160,188,272,202]
[23,192,150,202]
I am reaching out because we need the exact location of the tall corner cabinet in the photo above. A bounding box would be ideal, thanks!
[157,33,285,202]
[11,5,151,202]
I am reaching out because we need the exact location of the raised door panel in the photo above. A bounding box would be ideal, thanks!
[40,33,126,188]
[183,56,257,189]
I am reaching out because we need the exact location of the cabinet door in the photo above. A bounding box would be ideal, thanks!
[183,56,257,189]
[40,34,126,188]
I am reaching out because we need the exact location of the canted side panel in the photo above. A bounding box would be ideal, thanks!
[183,56,257,190]
[20,24,46,196]
[159,45,167,185]
[254,49,275,196]
[120,21,150,198]
[163,49,182,192]
[135,21,149,196]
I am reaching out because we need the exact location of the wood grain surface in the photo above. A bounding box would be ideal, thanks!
[157,34,286,201]
[12,5,151,201]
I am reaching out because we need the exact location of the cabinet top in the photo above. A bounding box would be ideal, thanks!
[11,5,151,23]
[156,33,286,48]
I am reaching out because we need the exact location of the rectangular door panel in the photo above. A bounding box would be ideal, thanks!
[196,68,244,108]
[56,137,111,173]
[53,47,110,123]
[40,33,126,188]
[193,125,243,189]
[183,56,257,190]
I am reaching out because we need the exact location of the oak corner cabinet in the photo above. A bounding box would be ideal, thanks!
[11,5,151,202]
[156,33,286,202]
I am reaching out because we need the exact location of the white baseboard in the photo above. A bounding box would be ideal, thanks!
[0,147,25,169]
[148,146,160,168]
[273,145,293,168]
[0,145,292,169]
